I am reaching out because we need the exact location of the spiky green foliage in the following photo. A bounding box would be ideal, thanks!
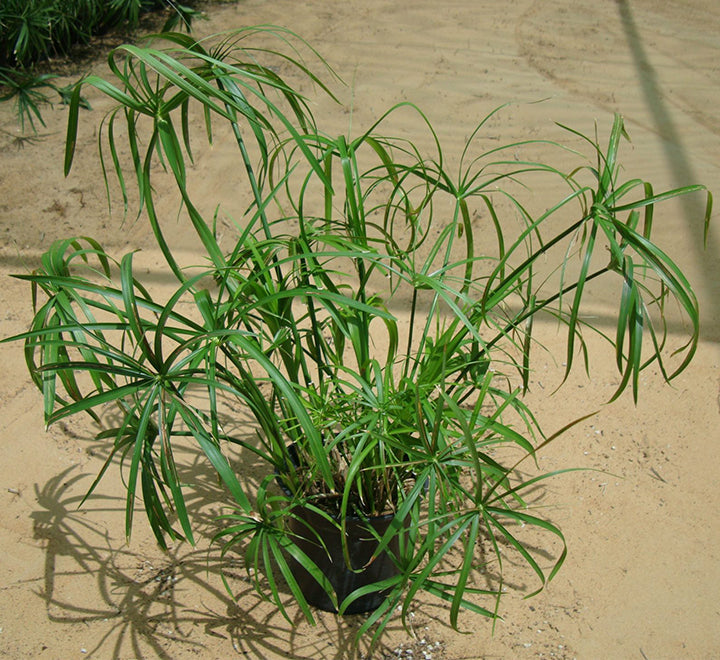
[5,28,711,641]
[0,0,205,131]
[0,0,201,67]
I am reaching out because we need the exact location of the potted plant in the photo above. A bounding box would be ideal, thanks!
[6,27,710,641]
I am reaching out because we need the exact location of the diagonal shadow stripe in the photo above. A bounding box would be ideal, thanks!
[616,0,719,341]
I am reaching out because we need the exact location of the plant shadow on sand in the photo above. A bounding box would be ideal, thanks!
[31,460,460,659]
[28,445,557,659]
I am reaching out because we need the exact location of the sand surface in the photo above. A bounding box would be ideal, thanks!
[1,1,719,658]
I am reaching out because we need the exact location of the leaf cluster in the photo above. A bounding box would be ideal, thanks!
[5,28,711,640]
[0,0,205,131]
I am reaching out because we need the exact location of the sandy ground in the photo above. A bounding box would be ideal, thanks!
[1,1,719,658]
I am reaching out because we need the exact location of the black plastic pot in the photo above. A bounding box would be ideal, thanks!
[276,444,401,614]
[285,503,401,614]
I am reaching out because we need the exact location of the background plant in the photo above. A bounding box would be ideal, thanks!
[6,28,711,641]
[0,0,208,132]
